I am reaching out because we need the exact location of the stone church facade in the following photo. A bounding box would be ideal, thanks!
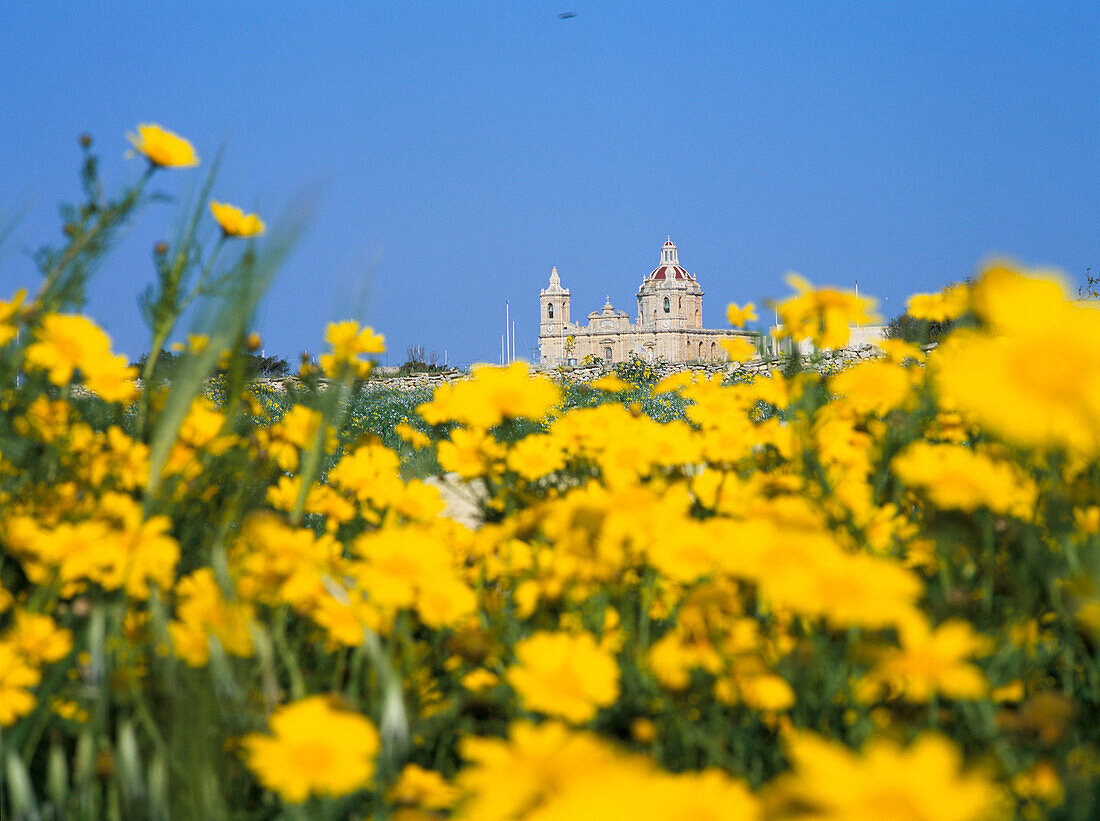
[538,238,756,366]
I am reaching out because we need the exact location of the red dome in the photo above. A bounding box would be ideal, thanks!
[649,265,690,281]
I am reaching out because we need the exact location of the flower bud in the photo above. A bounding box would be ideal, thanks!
[95,748,114,779]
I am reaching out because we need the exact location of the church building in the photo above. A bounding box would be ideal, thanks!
[539,238,756,366]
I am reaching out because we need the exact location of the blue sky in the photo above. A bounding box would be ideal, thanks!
[2,2,1097,366]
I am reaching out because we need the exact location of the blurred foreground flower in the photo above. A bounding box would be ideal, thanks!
[0,642,41,726]
[768,732,1002,820]
[457,722,760,821]
[507,630,620,724]
[726,301,757,327]
[590,373,629,392]
[241,696,380,803]
[776,274,878,350]
[719,336,756,362]
[906,284,969,322]
[210,200,266,237]
[126,123,199,168]
[320,320,385,378]
[24,313,137,402]
[0,290,26,345]
[933,263,1100,454]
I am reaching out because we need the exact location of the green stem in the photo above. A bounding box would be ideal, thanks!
[273,608,306,700]
[36,166,154,312]
[137,236,227,437]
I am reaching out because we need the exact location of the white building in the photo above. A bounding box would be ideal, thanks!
[538,238,756,366]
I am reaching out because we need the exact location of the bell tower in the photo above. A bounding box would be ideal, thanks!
[539,266,571,365]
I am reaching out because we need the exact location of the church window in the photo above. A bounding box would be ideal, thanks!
[663,297,670,314]
[548,303,554,319]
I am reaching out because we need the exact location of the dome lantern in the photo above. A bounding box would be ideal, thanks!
[649,236,692,281]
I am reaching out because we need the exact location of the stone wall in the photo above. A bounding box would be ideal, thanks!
[244,346,886,395]
[72,348,886,401]
[533,344,885,384]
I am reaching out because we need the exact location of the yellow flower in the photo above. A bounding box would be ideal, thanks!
[506,433,567,481]
[831,358,913,417]
[653,371,695,393]
[726,301,757,326]
[932,262,1100,454]
[507,630,619,724]
[1073,506,1100,536]
[906,284,969,322]
[350,523,477,628]
[776,274,879,350]
[169,569,254,667]
[458,722,760,821]
[127,123,199,167]
[734,673,797,712]
[892,442,1037,518]
[461,669,500,693]
[50,698,88,723]
[241,696,379,803]
[7,611,72,665]
[0,289,26,346]
[1013,761,1064,807]
[456,721,625,821]
[630,717,657,743]
[725,520,922,631]
[771,731,1001,820]
[438,427,505,480]
[719,336,756,362]
[395,421,431,449]
[25,313,137,401]
[210,201,265,237]
[525,765,762,821]
[858,618,992,703]
[0,641,40,726]
[590,373,630,392]
[319,320,385,378]
[418,362,560,428]
[416,574,479,628]
[389,764,460,810]
[991,680,1025,704]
